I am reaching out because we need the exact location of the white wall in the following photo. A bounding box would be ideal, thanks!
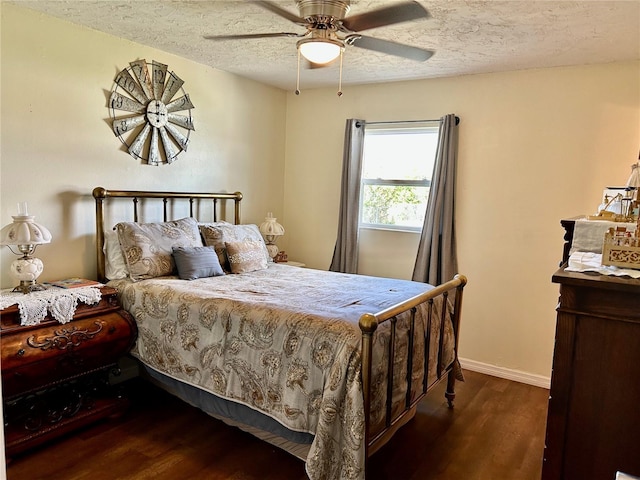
[0,4,287,285]
[283,62,640,380]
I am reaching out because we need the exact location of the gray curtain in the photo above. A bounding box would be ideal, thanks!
[412,114,459,285]
[329,119,365,273]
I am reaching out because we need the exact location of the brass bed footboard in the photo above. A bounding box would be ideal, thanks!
[359,274,466,460]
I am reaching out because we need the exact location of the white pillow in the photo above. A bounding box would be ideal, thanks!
[104,229,129,280]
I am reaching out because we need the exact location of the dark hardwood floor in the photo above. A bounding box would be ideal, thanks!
[6,370,549,480]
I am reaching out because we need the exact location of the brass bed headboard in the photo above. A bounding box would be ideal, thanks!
[92,187,243,283]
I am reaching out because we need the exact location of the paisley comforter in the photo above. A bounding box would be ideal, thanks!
[109,263,455,480]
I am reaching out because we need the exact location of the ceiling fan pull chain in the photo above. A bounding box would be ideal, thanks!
[295,49,301,95]
[337,49,344,97]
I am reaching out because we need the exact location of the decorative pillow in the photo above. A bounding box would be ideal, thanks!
[172,246,225,280]
[104,228,128,280]
[116,217,203,281]
[199,223,270,272]
[225,240,269,273]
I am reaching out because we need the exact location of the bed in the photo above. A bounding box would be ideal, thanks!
[93,187,467,480]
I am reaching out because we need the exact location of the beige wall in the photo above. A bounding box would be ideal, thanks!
[283,62,640,380]
[0,4,287,286]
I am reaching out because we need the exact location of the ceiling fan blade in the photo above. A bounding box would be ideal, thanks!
[204,32,303,41]
[252,1,306,26]
[341,2,429,33]
[347,35,434,62]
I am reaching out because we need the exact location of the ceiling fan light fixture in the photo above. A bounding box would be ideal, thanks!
[297,37,344,64]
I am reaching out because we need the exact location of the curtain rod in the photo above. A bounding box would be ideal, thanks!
[359,116,460,127]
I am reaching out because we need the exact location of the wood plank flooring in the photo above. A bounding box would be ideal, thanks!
[6,370,549,480]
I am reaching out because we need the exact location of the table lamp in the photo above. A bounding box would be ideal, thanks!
[0,202,52,293]
[259,212,285,260]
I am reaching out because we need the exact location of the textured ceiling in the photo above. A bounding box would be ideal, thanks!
[11,0,640,92]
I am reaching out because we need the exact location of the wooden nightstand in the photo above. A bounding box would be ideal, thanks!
[1,286,137,460]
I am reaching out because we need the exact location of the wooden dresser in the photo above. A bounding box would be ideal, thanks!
[543,249,640,477]
[1,286,137,460]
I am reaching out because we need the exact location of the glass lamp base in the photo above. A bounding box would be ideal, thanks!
[10,256,45,294]
[265,243,279,260]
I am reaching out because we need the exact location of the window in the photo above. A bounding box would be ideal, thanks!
[359,121,440,232]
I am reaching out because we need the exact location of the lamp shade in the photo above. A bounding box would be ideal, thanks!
[0,215,52,246]
[259,213,285,238]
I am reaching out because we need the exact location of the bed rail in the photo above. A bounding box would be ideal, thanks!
[92,187,242,283]
[359,273,467,459]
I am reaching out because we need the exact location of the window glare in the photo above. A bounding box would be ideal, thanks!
[362,129,438,180]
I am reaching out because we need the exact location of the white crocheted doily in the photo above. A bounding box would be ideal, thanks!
[0,286,102,326]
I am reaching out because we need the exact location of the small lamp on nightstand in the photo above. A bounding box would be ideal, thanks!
[259,212,285,261]
[0,202,52,294]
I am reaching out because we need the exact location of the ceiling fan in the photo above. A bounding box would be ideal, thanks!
[204,0,434,94]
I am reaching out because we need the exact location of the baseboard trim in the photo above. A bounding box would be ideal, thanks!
[459,357,550,389]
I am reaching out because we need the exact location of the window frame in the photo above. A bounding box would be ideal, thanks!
[358,121,439,233]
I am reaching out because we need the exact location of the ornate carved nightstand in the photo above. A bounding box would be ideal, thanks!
[1,286,137,460]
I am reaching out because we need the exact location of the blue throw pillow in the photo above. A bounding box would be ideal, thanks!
[172,246,225,280]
